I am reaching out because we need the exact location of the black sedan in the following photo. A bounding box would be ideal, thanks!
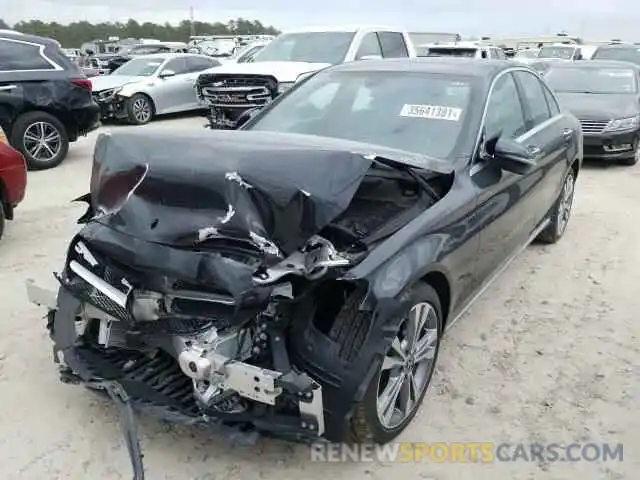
[543,60,640,165]
[27,59,581,477]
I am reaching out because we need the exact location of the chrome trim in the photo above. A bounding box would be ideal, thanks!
[0,85,17,91]
[0,37,63,72]
[68,260,127,307]
[445,217,551,332]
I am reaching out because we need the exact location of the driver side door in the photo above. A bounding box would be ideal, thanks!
[471,71,539,286]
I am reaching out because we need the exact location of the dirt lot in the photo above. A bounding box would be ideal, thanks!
[0,115,638,479]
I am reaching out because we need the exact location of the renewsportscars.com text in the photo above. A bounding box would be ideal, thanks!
[310,442,624,463]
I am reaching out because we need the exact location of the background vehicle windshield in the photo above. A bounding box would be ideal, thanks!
[112,57,165,76]
[516,50,538,58]
[592,47,640,65]
[248,70,474,159]
[129,45,169,55]
[252,32,355,64]
[545,67,637,94]
[426,47,477,57]
[538,46,575,59]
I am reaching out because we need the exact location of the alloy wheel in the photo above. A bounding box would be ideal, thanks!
[376,302,439,429]
[23,122,61,162]
[132,97,152,123]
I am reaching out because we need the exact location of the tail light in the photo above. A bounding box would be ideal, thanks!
[71,78,93,92]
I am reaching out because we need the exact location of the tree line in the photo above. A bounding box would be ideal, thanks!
[0,18,280,48]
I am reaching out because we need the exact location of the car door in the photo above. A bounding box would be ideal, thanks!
[470,71,536,285]
[512,70,572,228]
[153,57,191,113]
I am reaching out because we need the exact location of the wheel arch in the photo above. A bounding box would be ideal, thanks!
[421,270,451,328]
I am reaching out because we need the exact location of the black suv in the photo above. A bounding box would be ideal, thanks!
[0,31,100,170]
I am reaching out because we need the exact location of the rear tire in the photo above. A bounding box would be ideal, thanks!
[537,168,576,244]
[333,282,443,444]
[10,111,69,170]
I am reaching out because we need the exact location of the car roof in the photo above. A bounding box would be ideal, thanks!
[130,52,212,60]
[331,58,522,78]
[543,59,639,69]
[0,30,58,45]
[596,43,640,49]
[282,25,403,34]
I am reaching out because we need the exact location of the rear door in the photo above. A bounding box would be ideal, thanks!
[184,56,222,108]
[512,69,572,227]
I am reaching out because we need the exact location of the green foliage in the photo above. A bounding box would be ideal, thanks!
[0,18,280,47]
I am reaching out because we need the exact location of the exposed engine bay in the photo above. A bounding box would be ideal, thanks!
[26,128,453,479]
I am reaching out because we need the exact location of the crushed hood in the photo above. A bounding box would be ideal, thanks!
[85,129,382,258]
[199,61,331,82]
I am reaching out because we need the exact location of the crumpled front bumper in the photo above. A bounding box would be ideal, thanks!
[26,277,327,479]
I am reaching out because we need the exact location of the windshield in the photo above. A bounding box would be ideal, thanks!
[129,45,169,55]
[545,67,637,94]
[112,57,165,76]
[538,46,575,59]
[252,32,355,64]
[425,48,478,58]
[197,40,236,56]
[236,44,265,63]
[248,70,474,160]
[592,47,640,65]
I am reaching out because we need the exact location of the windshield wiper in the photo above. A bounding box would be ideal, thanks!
[370,155,441,200]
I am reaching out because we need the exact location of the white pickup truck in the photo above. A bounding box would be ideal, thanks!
[195,25,416,128]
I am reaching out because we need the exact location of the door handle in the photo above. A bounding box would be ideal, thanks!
[0,85,17,91]
[562,128,574,138]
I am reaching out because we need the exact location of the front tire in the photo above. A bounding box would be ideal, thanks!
[336,282,443,443]
[537,168,576,244]
[125,94,154,125]
[10,111,69,170]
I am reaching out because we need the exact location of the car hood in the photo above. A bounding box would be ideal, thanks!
[200,61,331,82]
[555,92,639,119]
[91,75,144,92]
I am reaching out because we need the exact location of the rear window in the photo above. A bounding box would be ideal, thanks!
[592,47,640,65]
[425,47,477,58]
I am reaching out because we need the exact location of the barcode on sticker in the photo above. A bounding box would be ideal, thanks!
[399,104,462,121]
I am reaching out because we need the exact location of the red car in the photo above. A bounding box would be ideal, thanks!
[0,129,27,239]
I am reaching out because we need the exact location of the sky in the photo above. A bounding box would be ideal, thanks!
[4,0,640,41]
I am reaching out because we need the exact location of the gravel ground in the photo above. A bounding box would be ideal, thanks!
[0,114,638,479]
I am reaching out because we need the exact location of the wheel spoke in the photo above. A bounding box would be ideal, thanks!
[377,372,404,425]
[406,303,429,353]
[398,374,414,416]
[414,328,437,363]
[24,133,40,142]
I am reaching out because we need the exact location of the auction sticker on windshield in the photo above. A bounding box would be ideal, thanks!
[400,104,462,121]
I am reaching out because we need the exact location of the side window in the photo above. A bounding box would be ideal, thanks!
[513,71,552,126]
[484,73,527,139]
[162,58,189,75]
[542,84,561,115]
[480,49,489,59]
[0,39,55,71]
[489,48,500,59]
[377,32,409,58]
[186,56,220,72]
[355,33,382,59]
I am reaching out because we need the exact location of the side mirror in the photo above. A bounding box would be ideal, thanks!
[234,107,261,129]
[159,69,176,78]
[486,135,537,175]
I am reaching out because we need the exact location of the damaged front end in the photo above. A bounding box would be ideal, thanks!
[92,88,128,121]
[195,73,279,129]
[27,129,453,478]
